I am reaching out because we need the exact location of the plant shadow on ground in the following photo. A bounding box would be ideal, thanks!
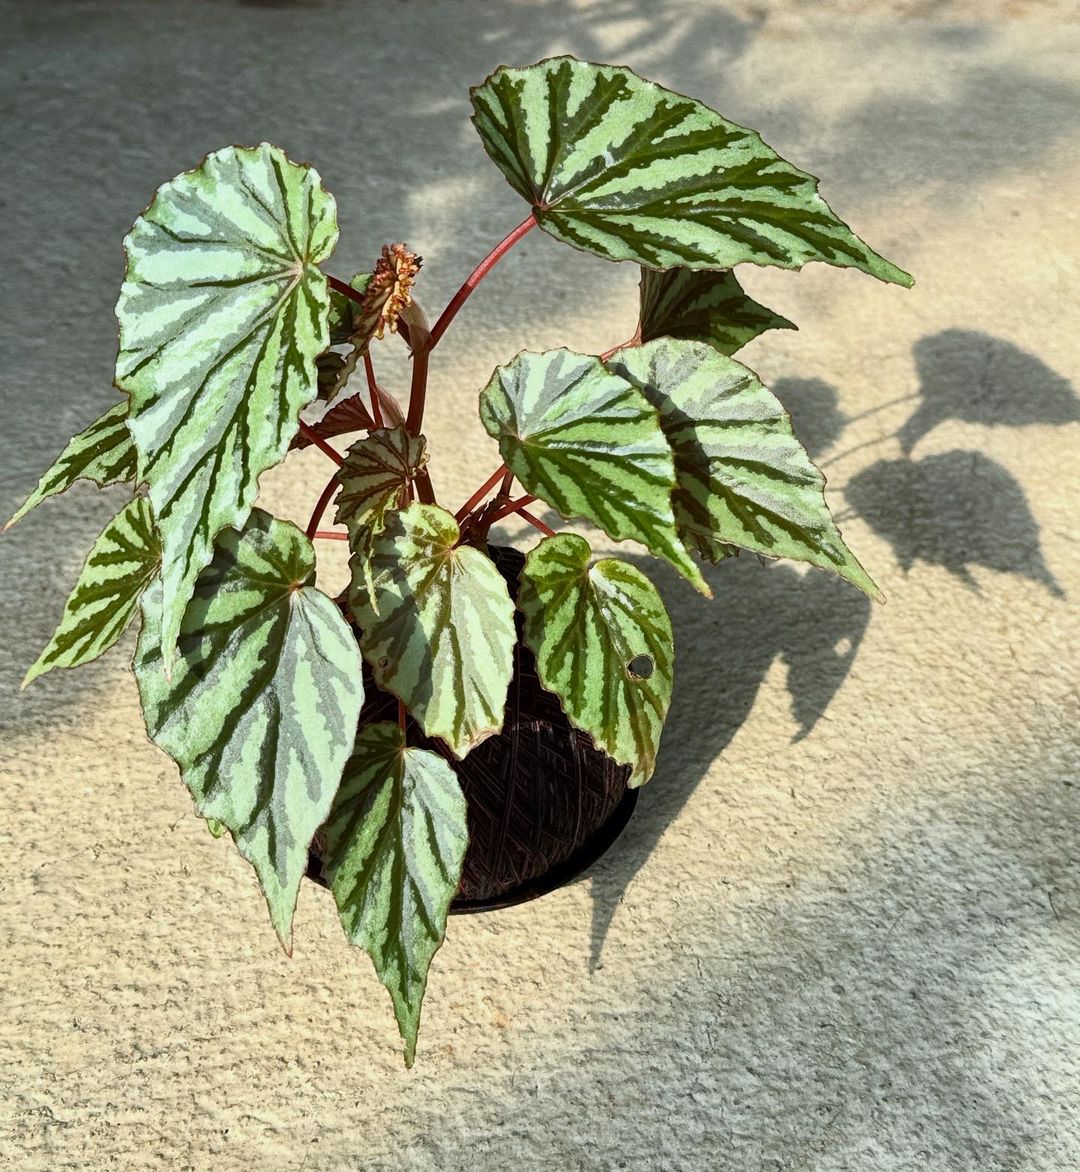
[580,328,1075,966]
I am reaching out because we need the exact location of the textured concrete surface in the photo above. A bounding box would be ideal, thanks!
[1,1,1078,1169]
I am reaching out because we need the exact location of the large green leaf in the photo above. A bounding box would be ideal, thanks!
[6,401,136,529]
[478,348,708,594]
[115,142,338,672]
[134,509,364,950]
[336,427,429,610]
[23,496,160,686]
[471,57,911,284]
[638,267,796,355]
[351,503,515,758]
[519,534,673,787]
[607,338,882,597]
[322,721,468,1067]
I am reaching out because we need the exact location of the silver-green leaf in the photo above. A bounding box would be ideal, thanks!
[134,509,364,950]
[519,534,673,787]
[115,142,338,672]
[478,348,709,595]
[323,721,468,1067]
[23,495,160,686]
[352,503,516,758]
[471,57,911,284]
[639,267,796,356]
[607,338,882,596]
[6,400,136,530]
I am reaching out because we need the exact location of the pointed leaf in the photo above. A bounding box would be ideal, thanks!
[6,401,136,529]
[519,534,673,787]
[336,427,429,609]
[471,57,911,284]
[23,496,160,686]
[639,267,796,356]
[478,348,708,594]
[323,722,468,1067]
[351,503,515,758]
[607,338,882,596]
[291,393,375,452]
[134,509,364,949]
[115,142,338,670]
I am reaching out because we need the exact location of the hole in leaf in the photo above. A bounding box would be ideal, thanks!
[627,654,654,680]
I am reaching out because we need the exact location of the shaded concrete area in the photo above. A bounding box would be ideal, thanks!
[1,1,1078,1168]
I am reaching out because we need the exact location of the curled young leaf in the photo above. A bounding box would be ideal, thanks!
[471,57,911,284]
[638,267,796,356]
[115,142,338,672]
[322,721,468,1067]
[518,534,674,787]
[478,348,709,595]
[607,338,882,597]
[134,510,364,951]
[6,400,136,530]
[351,503,516,758]
[23,495,160,686]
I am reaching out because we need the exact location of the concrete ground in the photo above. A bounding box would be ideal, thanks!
[1,1,1078,1169]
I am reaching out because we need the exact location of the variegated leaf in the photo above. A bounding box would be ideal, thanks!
[323,721,468,1067]
[134,509,364,950]
[115,142,338,672]
[519,534,673,787]
[478,348,709,595]
[23,496,160,686]
[639,267,795,356]
[351,503,515,758]
[336,428,429,609]
[6,400,136,529]
[607,338,882,596]
[328,273,372,344]
[471,57,911,284]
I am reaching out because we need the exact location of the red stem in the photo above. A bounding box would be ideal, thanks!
[327,274,366,307]
[313,530,348,541]
[405,345,430,436]
[486,494,538,525]
[306,470,342,540]
[455,465,508,522]
[397,701,407,732]
[427,214,537,349]
[363,352,384,428]
[518,508,556,538]
[297,419,343,467]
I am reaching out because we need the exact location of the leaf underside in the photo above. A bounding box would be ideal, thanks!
[24,495,160,686]
[6,400,136,530]
[607,338,881,596]
[323,721,468,1067]
[478,348,708,595]
[471,56,912,284]
[351,503,516,758]
[115,142,338,671]
[638,267,796,356]
[134,509,364,950]
[519,534,674,786]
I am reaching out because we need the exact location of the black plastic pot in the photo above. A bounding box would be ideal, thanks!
[306,545,636,912]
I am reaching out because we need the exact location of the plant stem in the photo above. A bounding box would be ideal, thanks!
[405,345,430,436]
[297,419,343,466]
[518,507,556,537]
[306,470,342,540]
[397,701,407,732]
[313,530,348,541]
[327,274,366,307]
[486,494,538,525]
[427,214,537,349]
[599,326,642,362]
[363,352,384,428]
[455,465,508,522]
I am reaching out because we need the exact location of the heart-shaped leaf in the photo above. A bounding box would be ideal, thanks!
[134,509,364,950]
[115,142,338,671]
[6,400,136,530]
[471,58,911,284]
[322,721,468,1067]
[23,495,160,686]
[518,534,673,786]
[351,503,515,758]
[607,338,881,596]
[478,348,708,595]
[638,267,796,356]
[336,428,429,609]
